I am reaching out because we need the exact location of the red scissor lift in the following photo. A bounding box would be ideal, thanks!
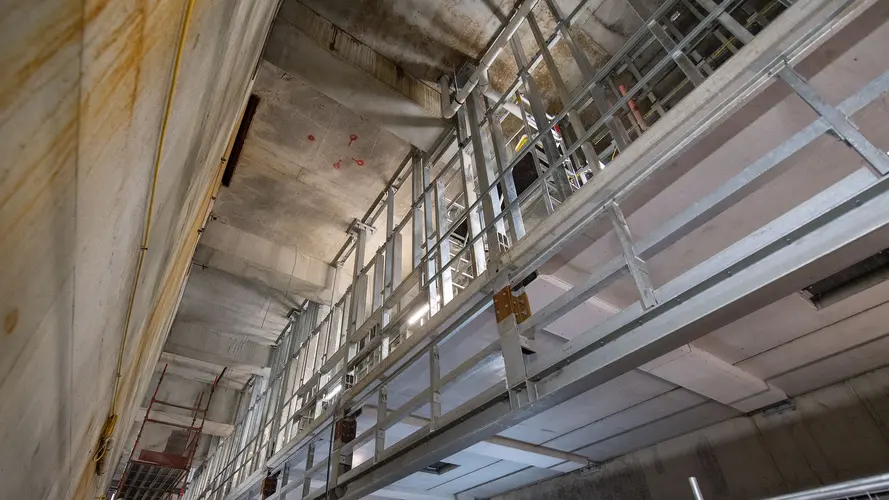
[115,365,223,500]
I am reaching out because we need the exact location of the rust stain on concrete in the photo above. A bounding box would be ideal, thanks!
[84,3,147,123]
[0,116,77,236]
[0,6,81,115]
[4,308,18,335]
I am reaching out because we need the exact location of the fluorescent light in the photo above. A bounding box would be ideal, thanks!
[408,304,430,325]
[323,384,342,401]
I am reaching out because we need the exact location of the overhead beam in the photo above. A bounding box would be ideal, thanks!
[639,344,787,412]
[135,408,235,437]
[158,352,263,389]
[361,406,590,467]
[265,2,448,151]
[194,219,334,305]
[164,321,271,373]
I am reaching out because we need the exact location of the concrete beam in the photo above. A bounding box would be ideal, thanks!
[158,353,254,390]
[163,323,271,377]
[195,219,333,304]
[264,2,449,151]
[639,344,787,412]
[135,408,234,438]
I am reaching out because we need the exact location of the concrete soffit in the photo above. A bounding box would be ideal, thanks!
[264,1,450,151]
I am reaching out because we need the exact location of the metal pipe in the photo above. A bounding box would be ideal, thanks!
[759,473,889,500]
[484,87,529,126]
[443,0,540,118]
[689,477,704,500]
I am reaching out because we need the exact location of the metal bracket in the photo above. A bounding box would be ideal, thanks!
[608,202,658,308]
[578,462,604,476]
[780,68,889,176]
[756,399,796,417]
[348,218,376,235]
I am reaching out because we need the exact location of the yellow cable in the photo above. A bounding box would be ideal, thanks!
[95,0,196,468]
[109,0,195,410]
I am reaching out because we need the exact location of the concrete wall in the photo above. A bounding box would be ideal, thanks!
[493,366,889,500]
[0,0,278,498]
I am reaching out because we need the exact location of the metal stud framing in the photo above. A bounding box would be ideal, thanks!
[184,2,889,499]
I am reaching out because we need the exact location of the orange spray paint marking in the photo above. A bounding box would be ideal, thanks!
[352,158,364,166]
[333,159,342,169]
[349,134,358,146]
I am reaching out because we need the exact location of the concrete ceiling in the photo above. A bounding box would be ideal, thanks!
[296,0,658,87]
[215,61,413,263]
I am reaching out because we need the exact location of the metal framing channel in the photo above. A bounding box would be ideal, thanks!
[183,2,888,499]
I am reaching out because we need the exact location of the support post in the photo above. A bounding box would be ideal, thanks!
[375,387,387,461]
[435,179,454,305]
[421,155,440,314]
[328,411,357,499]
[493,285,534,407]
[457,107,488,277]
[411,152,424,268]
[383,186,396,326]
[466,84,506,267]
[488,103,526,243]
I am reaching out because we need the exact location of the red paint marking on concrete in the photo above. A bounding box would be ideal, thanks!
[349,134,358,146]
[308,135,315,141]
[352,158,364,166]
[333,159,342,169]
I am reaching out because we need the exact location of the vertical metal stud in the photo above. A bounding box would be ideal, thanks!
[625,0,705,86]
[302,442,315,498]
[457,107,488,277]
[421,155,440,314]
[429,346,441,430]
[382,186,397,331]
[544,0,632,151]
[489,112,527,242]
[371,253,385,313]
[513,90,556,214]
[511,37,574,202]
[608,202,658,308]
[466,84,506,266]
[411,152,424,268]
[375,387,387,461]
[527,12,599,170]
[435,179,454,305]
[692,0,754,44]
[347,223,370,338]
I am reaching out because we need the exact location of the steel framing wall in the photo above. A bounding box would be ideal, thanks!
[182,0,889,499]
